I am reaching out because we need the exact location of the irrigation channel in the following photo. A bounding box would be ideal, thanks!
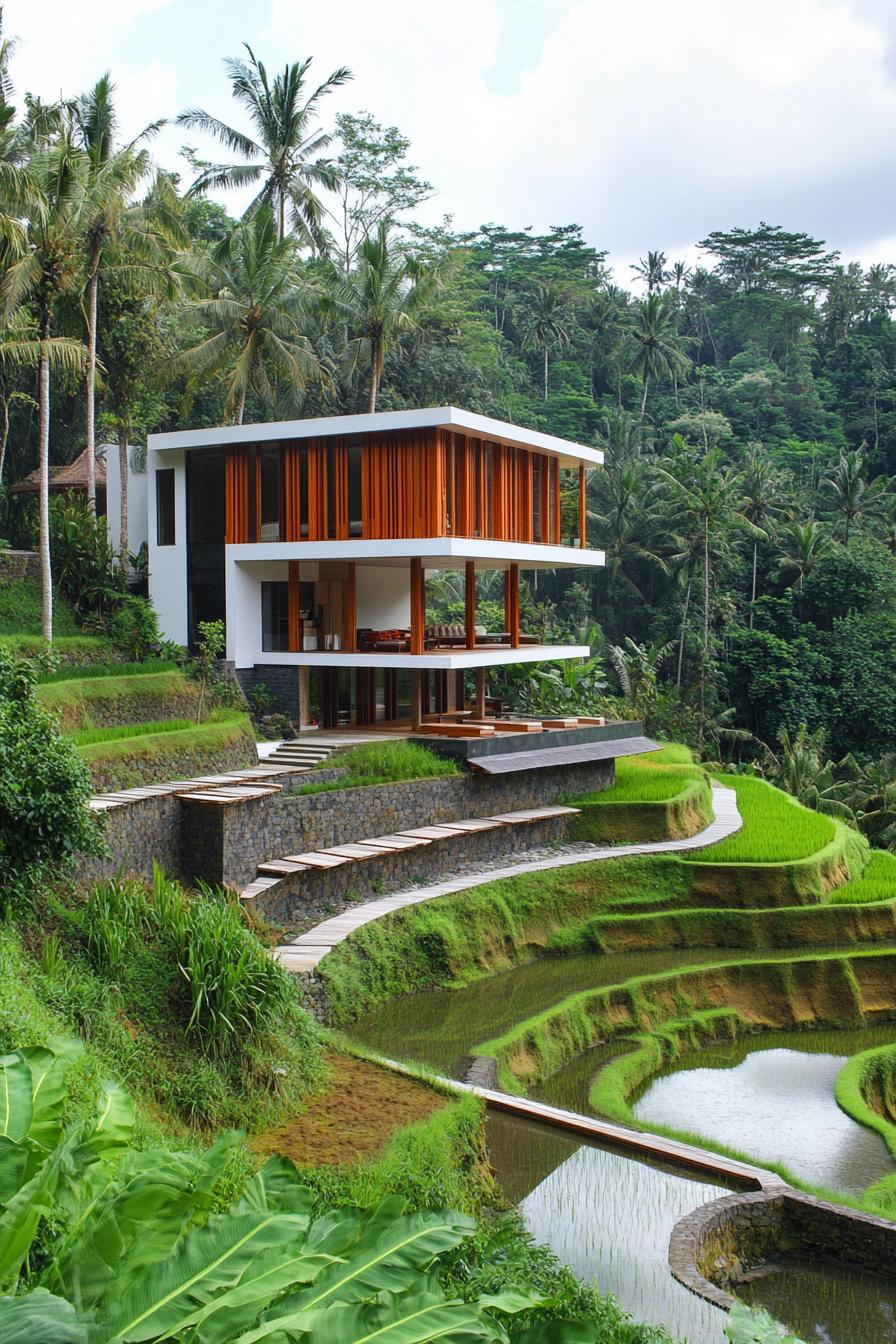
[348,949,896,1343]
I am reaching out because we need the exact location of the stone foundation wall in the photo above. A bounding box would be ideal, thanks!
[77,794,183,884]
[669,1187,896,1311]
[0,549,40,582]
[200,759,614,889]
[250,814,567,924]
[235,665,298,718]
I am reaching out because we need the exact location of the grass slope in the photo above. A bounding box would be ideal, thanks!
[80,712,257,790]
[0,575,79,635]
[296,740,459,794]
[37,668,200,733]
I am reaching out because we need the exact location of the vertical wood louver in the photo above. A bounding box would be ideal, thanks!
[224,446,249,543]
[282,442,301,541]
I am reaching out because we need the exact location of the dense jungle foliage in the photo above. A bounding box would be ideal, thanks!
[1,31,896,801]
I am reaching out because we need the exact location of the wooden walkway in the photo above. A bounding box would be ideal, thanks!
[244,805,580,910]
[273,783,742,973]
[89,764,300,813]
[378,1055,786,1193]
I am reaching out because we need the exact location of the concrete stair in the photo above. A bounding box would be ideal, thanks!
[263,741,336,770]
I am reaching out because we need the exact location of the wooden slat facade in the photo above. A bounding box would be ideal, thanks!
[223,428,579,547]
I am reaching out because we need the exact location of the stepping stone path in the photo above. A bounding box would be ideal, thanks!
[272,785,742,975]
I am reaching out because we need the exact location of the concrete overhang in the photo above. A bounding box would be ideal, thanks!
[147,406,604,470]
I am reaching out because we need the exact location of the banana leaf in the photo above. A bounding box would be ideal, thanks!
[0,1287,90,1343]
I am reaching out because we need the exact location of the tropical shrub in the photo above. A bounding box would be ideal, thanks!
[110,594,161,662]
[0,649,103,904]
[49,494,124,619]
[0,1041,595,1342]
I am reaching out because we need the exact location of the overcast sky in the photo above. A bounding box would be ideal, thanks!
[9,0,896,283]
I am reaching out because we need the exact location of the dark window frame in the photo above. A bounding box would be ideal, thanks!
[156,468,176,546]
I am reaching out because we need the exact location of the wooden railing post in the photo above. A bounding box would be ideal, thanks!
[288,560,301,652]
[579,463,587,549]
[506,563,520,648]
[465,560,476,649]
[410,558,424,655]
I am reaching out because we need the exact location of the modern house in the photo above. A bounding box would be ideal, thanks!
[146,407,606,731]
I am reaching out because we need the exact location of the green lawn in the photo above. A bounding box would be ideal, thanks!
[38,658,178,684]
[684,774,837,864]
[68,716,198,745]
[0,576,79,636]
[296,740,459,794]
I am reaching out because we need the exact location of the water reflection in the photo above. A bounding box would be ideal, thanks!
[633,1029,896,1196]
[488,1111,731,1343]
[740,1255,896,1343]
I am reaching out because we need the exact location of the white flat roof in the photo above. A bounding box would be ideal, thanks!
[238,644,591,672]
[229,538,605,570]
[148,406,604,469]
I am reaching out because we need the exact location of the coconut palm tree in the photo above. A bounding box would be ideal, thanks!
[824,446,891,546]
[626,292,690,419]
[335,220,440,412]
[777,520,830,591]
[71,73,165,514]
[656,444,756,744]
[169,204,325,425]
[1,135,90,640]
[177,45,351,244]
[740,442,792,622]
[518,281,575,399]
[630,249,669,294]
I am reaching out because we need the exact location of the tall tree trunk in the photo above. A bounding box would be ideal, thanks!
[85,261,99,515]
[700,525,710,750]
[543,346,549,400]
[749,540,758,629]
[118,424,129,558]
[676,569,692,688]
[279,188,286,243]
[0,394,8,489]
[38,313,52,643]
[368,338,381,413]
[639,374,649,420]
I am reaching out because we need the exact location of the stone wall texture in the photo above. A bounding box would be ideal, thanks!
[669,1187,896,1311]
[192,759,615,890]
[75,758,614,900]
[250,814,568,925]
[0,549,40,581]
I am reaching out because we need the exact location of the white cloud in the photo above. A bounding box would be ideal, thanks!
[8,0,896,275]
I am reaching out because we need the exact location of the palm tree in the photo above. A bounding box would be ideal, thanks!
[2,136,90,640]
[824,446,891,546]
[777,520,829,591]
[591,450,672,605]
[169,204,325,425]
[71,73,163,515]
[177,45,351,243]
[740,442,792,623]
[519,281,574,399]
[630,249,669,294]
[336,221,440,412]
[626,293,690,419]
[657,444,755,744]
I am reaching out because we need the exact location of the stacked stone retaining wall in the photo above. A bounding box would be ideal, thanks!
[669,1187,896,1310]
[198,759,614,889]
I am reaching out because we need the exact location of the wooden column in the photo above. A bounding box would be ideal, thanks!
[464,560,476,649]
[409,558,425,655]
[288,561,301,652]
[410,669,423,731]
[475,666,486,719]
[579,464,587,549]
[455,670,465,712]
[505,563,520,648]
[297,666,311,727]
[343,562,357,652]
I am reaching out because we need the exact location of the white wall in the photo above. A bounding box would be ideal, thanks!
[226,557,293,667]
[147,447,188,645]
[102,442,149,558]
[356,565,410,630]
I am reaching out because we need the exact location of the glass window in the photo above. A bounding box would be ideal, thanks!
[156,469,176,546]
[261,581,290,651]
[259,448,280,541]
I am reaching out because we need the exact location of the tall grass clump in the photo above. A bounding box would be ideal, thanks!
[78,867,293,1060]
[38,658,178,683]
[298,739,459,794]
[684,775,836,864]
[577,754,706,804]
